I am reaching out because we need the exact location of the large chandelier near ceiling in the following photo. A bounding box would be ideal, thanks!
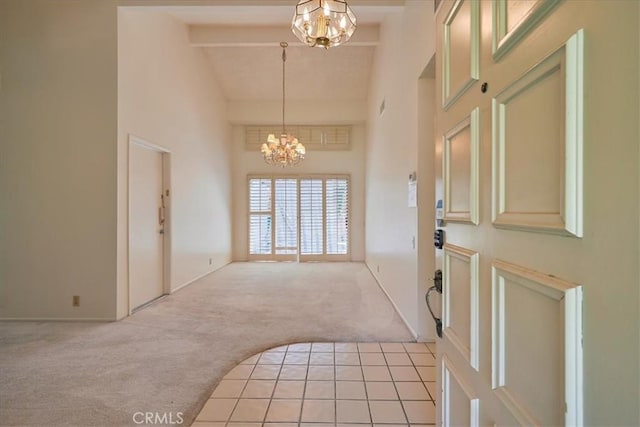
[261,42,306,167]
[291,0,357,49]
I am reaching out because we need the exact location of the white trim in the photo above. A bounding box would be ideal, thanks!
[442,0,480,110]
[492,0,563,61]
[0,317,117,322]
[443,107,480,225]
[442,244,479,371]
[441,355,480,427]
[563,29,584,238]
[365,262,418,340]
[491,30,584,237]
[491,259,583,426]
[170,260,231,294]
[128,134,171,154]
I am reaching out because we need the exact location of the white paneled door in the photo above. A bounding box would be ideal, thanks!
[130,140,167,311]
[434,1,590,425]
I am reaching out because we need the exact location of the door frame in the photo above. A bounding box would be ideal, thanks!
[127,134,172,315]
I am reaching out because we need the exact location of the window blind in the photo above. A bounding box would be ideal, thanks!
[300,179,324,255]
[249,178,272,255]
[245,125,351,150]
[248,175,349,259]
[325,178,349,255]
[275,179,298,255]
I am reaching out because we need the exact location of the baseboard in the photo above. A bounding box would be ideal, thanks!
[365,262,419,341]
[0,317,116,322]
[171,259,231,293]
[416,334,437,343]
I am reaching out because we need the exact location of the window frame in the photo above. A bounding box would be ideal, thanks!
[247,174,351,262]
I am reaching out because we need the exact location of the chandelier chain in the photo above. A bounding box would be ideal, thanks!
[260,41,305,167]
[282,45,286,135]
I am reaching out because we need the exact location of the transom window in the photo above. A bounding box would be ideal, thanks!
[248,175,350,261]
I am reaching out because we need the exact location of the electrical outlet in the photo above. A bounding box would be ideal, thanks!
[209,258,212,265]
[72,296,80,307]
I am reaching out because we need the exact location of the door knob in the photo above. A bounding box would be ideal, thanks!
[429,269,443,293]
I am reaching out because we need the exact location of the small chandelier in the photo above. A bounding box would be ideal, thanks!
[291,0,357,49]
[261,42,306,167]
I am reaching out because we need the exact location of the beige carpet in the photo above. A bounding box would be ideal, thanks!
[0,262,414,426]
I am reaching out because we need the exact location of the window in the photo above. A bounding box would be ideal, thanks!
[274,178,297,255]
[300,179,324,255]
[248,178,272,255]
[325,178,349,255]
[248,175,350,260]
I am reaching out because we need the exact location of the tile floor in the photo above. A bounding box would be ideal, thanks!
[193,342,437,426]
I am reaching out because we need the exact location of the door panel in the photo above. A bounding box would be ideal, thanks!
[130,142,164,310]
[491,260,582,426]
[505,0,538,33]
[443,244,479,371]
[442,356,479,427]
[492,0,562,60]
[492,33,583,237]
[443,108,480,224]
[442,0,480,109]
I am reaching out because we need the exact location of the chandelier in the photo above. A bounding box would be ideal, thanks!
[261,42,306,167]
[291,0,357,49]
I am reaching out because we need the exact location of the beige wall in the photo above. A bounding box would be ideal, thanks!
[365,1,436,339]
[117,10,232,318]
[0,0,119,320]
[417,65,437,342]
[229,100,367,262]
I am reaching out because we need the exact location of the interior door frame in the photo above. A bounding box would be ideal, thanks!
[127,134,172,315]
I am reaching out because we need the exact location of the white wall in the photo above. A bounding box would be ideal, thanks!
[365,1,436,339]
[118,10,232,318]
[0,0,118,320]
[230,100,367,262]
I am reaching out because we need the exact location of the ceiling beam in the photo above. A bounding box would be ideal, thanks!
[120,0,404,6]
[189,24,379,47]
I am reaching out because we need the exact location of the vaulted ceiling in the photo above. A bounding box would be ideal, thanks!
[143,1,406,102]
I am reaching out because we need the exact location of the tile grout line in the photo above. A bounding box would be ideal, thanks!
[333,344,337,426]
[297,344,310,427]
[357,343,379,425]
[359,344,373,425]
[227,354,258,424]
[260,345,286,425]
[393,343,418,424]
